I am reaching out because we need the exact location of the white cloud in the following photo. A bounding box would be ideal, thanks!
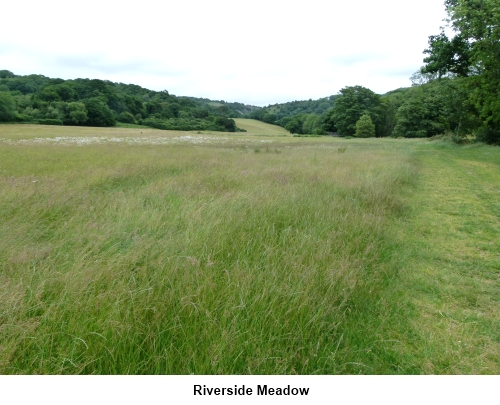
[0,0,448,105]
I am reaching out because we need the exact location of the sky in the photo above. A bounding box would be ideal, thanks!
[0,0,449,106]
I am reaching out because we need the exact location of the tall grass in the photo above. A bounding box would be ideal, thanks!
[0,134,417,374]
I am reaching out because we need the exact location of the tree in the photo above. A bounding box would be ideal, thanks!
[284,117,302,134]
[392,84,447,138]
[302,113,321,134]
[0,92,17,122]
[380,90,406,137]
[421,0,500,143]
[322,108,337,132]
[82,98,115,127]
[0,70,16,79]
[421,31,472,77]
[330,86,382,136]
[35,84,78,103]
[124,95,145,117]
[213,116,236,132]
[355,114,375,138]
[67,102,88,125]
[262,112,277,124]
[117,111,136,124]
[410,71,438,86]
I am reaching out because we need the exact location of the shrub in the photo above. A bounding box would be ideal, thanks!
[118,111,137,124]
[37,118,63,125]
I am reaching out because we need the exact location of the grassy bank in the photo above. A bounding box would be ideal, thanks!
[0,125,498,373]
[233,119,290,136]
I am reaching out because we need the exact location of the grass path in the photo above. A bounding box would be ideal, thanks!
[392,142,500,373]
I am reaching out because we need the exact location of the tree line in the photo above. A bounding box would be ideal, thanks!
[248,74,496,143]
[248,0,499,144]
[0,72,257,132]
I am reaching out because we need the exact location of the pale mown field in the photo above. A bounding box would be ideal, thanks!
[0,122,499,374]
[233,119,290,136]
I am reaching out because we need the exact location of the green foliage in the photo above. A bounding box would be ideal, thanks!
[421,0,500,144]
[302,113,322,134]
[67,102,88,125]
[322,108,337,133]
[0,70,16,79]
[118,111,136,124]
[183,97,260,118]
[82,98,116,127]
[392,78,480,139]
[37,118,63,125]
[392,85,446,138]
[0,72,252,132]
[0,92,17,122]
[35,84,78,103]
[141,116,237,132]
[355,114,375,138]
[213,116,236,132]
[394,90,433,137]
[380,91,406,137]
[263,112,277,125]
[475,126,500,144]
[258,96,336,120]
[284,117,302,134]
[331,86,382,136]
[248,108,277,124]
[249,96,335,134]
[421,31,472,77]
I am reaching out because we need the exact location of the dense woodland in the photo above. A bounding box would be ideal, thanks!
[0,0,498,144]
[0,72,256,132]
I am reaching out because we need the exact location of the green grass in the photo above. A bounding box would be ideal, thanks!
[0,124,168,140]
[385,140,500,373]
[0,126,499,374]
[233,119,291,136]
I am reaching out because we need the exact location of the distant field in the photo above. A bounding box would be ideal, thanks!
[0,124,180,141]
[0,125,499,374]
[0,121,290,141]
[234,118,290,136]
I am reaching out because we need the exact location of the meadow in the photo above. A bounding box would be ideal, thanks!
[0,122,499,374]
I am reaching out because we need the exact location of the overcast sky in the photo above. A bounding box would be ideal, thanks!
[1,0,448,106]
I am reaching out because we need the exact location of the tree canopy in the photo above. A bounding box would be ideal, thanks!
[0,92,17,122]
[328,86,382,136]
[355,114,376,138]
[421,0,500,143]
[0,72,252,132]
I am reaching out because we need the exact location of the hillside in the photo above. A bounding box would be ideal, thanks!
[0,70,259,133]
[233,118,290,136]
[183,96,260,117]
[264,96,337,119]
[246,96,337,135]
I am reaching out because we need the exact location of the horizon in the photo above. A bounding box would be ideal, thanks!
[1,68,411,108]
[0,0,448,107]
